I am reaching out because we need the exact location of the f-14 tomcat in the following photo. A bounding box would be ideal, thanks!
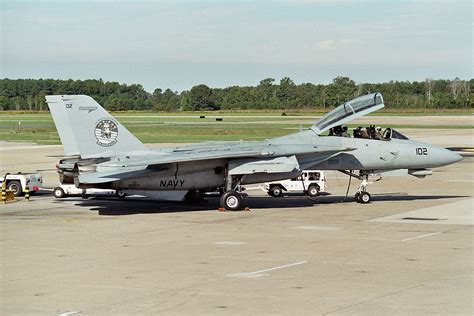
[46,93,462,210]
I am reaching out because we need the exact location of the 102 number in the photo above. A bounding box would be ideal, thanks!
[416,147,428,155]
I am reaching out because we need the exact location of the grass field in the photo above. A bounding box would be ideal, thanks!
[0,111,472,144]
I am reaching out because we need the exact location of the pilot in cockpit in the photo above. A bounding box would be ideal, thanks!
[341,126,350,137]
[374,127,384,140]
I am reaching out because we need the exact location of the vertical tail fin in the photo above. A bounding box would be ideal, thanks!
[46,95,146,158]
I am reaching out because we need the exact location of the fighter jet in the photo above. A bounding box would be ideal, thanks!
[46,93,462,209]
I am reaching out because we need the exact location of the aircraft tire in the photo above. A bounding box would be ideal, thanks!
[359,192,371,204]
[7,180,23,197]
[269,185,283,197]
[53,187,65,198]
[220,191,242,211]
[307,184,319,197]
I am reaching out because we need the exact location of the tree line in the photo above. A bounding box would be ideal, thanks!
[0,77,472,111]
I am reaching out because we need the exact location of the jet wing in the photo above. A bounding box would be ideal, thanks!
[78,143,354,184]
[131,143,353,168]
[311,92,384,135]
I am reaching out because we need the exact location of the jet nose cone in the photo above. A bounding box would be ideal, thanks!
[443,149,463,165]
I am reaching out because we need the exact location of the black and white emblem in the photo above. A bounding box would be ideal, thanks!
[94,119,118,147]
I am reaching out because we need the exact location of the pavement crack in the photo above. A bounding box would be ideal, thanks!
[323,284,424,315]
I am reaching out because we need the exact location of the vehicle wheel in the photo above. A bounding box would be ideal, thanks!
[358,192,371,204]
[220,191,242,211]
[269,185,283,197]
[53,187,65,199]
[306,184,320,197]
[7,180,22,197]
[354,192,360,202]
[116,190,126,198]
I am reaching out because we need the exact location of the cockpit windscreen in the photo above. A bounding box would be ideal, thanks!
[390,129,409,140]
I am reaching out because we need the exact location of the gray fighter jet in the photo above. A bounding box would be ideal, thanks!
[46,93,462,209]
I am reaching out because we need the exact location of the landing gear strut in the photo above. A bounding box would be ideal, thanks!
[355,174,371,203]
[219,173,245,210]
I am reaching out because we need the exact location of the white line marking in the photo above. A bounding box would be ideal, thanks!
[213,241,247,245]
[402,232,441,242]
[58,311,80,316]
[227,261,307,278]
[292,225,342,231]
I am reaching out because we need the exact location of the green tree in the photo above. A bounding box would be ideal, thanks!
[276,77,296,104]
[0,96,11,110]
[326,76,357,107]
[188,84,218,110]
[257,78,276,102]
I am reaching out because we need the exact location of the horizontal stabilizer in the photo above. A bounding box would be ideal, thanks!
[78,167,152,184]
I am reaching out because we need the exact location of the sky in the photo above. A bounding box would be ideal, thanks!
[0,0,472,92]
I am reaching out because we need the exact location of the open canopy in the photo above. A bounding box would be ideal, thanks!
[311,92,384,135]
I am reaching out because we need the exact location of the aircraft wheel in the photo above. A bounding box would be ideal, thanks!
[220,191,242,211]
[269,185,283,197]
[7,180,22,197]
[306,184,320,197]
[358,192,371,204]
[53,187,65,199]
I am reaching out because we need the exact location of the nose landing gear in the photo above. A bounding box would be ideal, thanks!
[339,170,378,204]
[355,175,371,204]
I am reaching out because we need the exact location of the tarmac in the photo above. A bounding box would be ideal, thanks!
[0,128,473,315]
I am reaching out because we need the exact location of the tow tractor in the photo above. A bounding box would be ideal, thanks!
[0,173,43,196]
[262,170,327,197]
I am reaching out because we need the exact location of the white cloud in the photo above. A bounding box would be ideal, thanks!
[317,40,336,50]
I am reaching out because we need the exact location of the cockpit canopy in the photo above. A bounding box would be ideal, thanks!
[389,129,409,140]
[311,92,384,135]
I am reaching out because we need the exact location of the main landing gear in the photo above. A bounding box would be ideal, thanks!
[219,173,245,211]
[220,191,242,211]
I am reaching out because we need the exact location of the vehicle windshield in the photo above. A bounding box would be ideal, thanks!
[312,93,384,134]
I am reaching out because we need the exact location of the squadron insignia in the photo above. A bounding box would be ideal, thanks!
[94,119,118,147]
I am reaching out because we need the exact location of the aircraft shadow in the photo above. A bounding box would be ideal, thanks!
[73,194,468,216]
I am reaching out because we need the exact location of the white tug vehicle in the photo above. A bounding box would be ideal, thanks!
[0,173,43,196]
[262,170,327,197]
